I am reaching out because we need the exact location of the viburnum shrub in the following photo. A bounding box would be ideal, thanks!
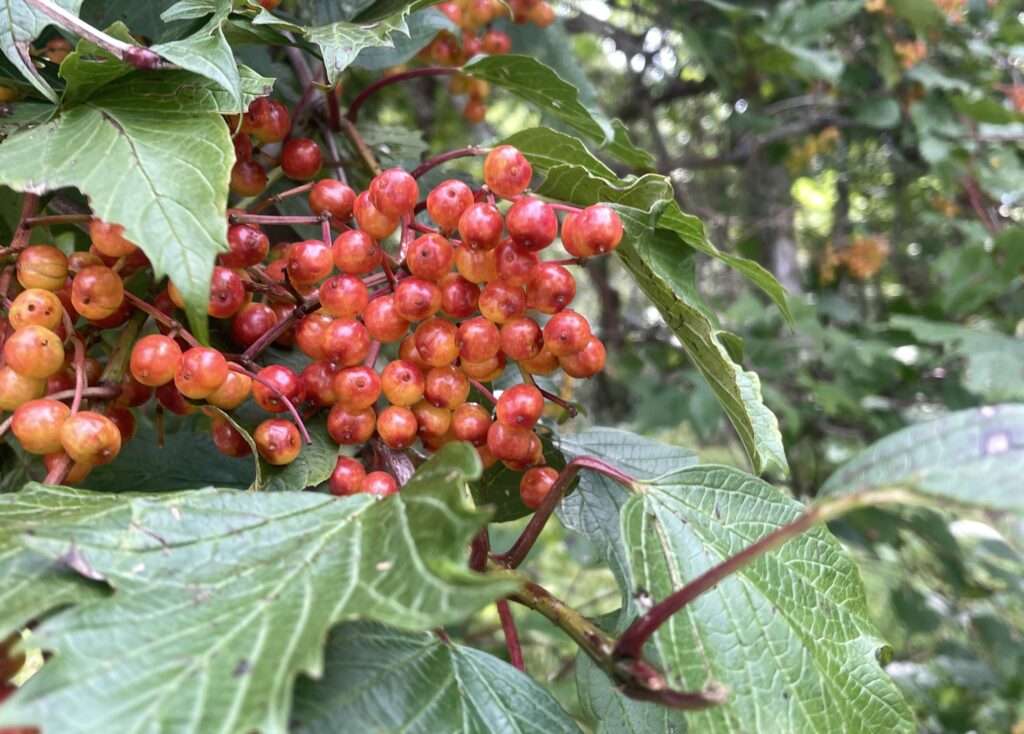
[0,1,1010,733]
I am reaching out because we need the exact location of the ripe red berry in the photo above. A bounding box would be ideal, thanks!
[130,334,183,386]
[506,197,557,251]
[495,239,538,286]
[4,326,64,379]
[11,399,69,455]
[360,471,398,497]
[427,179,474,232]
[380,359,425,406]
[233,133,253,162]
[271,301,298,346]
[8,288,63,331]
[244,97,291,144]
[478,280,526,324]
[363,295,410,342]
[207,371,252,410]
[414,318,461,367]
[329,457,367,496]
[560,211,594,258]
[322,318,371,367]
[309,179,356,223]
[458,203,504,251]
[254,419,302,465]
[90,220,137,258]
[295,312,334,360]
[231,302,278,347]
[231,160,268,196]
[156,383,194,415]
[320,274,369,318]
[481,29,511,54]
[542,309,592,356]
[17,245,68,291]
[103,406,136,442]
[451,402,491,445]
[500,316,543,361]
[458,316,500,362]
[71,265,124,321]
[486,421,536,464]
[527,262,576,313]
[0,366,45,411]
[520,466,559,509]
[300,361,338,407]
[439,273,480,318]
[253,364,304,412]
[208,266,247,319]
[60,411,122,466]
[496,383,544,428]
[459,353,505,382]
[394,278,442,322]
[559,335,606,378]
[221,224,269,268]
[333,365,382,410]
[412,400,451,438]
[453,245,498,283]
[399,335,431,370]
[175,347,229,400]
[353,192,399,240]
[376,405,418,448]
[281,137,322,180]
[484,145,532,198]
[424,365,470,409]
[332,229,383,275]
[407,234,454,281]
[327,404,376,444]
[575,204,624,254]
[211,417,252,458]
[369,168,420,219]
[287,239,333,285]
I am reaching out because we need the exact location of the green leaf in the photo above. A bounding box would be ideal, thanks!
[854,97,902,128]
[260,420,338,492]
[501,127,617,178]
[0,73,233,342]
[619,465,914,732]
[292,622,581,733]
[821,405,1024,512]
[472,429,566,522]
[0,0,83,102]
[0,443,518,734]
[352,7,456,70]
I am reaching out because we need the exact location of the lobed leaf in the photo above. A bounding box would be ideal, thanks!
[0,0,83,102]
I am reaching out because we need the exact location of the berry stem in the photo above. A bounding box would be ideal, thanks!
[543,257,585,267]
[241,292,321,362]
[314,116,348,183]
[123,292,201,348]
[46,385,121,403]
[363,341,381,368]
[496,600,525,672]
[469,528,490,571]
[337,117,382,176]
[24,0,167,69]
[69,335,87,414]
[517,365,578,417]
[407,221,440,236]
[495,457,637,569]
[245,266,298,303]
[100,311,146,385]
[0,193,40,258]
[326,85,342,133]
[43,453,73,485]
[410,146,486,180]
[228,362,312,445]
[21,213,93,227]
[547,202,583,214]
[230,212,327,226]
[611,486,927,662]
[249,182,315,214]
[0,414,12,439]
[346,67,459,123]
[469,379,496,404]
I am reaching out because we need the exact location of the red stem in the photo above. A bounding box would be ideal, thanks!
[469,379,496,404]
[229,363,312,445]
[548,202,582,214]
[22,213,93,227]
[410,146,485,180]
[347,67,459,123]
[495,457,636,569]
[326,85,342,132]
[43,453,72,484]
[538,387,578,417]
[497,600,525,672]
[249,182,315,214]
[230,213,327,226]
[69,335,86,414]
[469,528,490,572]
[241,292,321,362]
[123,292,200,348]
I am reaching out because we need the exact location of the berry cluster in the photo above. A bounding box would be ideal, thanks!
[0,93,622,510]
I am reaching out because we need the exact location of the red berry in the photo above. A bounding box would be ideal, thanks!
[360,471,398,497]
[500,317,543,361]
[369,168,420,219]
[243,97,291,144]
[114,374,153,408]
[281,137,322,180]
[575,204,623,254]
[221,224,269,268]
[4,326,64,379]
[407,234,454,281]
[130,334,183,386]
[90,220,137,258]
[496,383,543,428]
[71,265,124,321]
[458,202,503,250]
[104,406,136,442]
[60,411,122,465]
[253,364,304,412]
[11,399,69,455]
[211,418,252,458]
[559,335,606,378]
[394,278,442,322]
[481,29,511,54]
[287,239,333,285]
[424,365,470,409]
[451,402,491,445]
[353,192,399,240]
[542,309,592,356]
[520,466,558,509]
[363,295,410,342]
[208,266,247,319]
[458,316,500,362]
[427,179,474,232]
[332,229,383,275]
[560,211,594,258]
[376,405,418,448]
[478,280,526,324]
[412,400,451,438]
[380,359,425,406]
[399,335,431,370]
[484,145,532,198]
[231,303,278,347]
[459,353,505,381]
[322,318,371,367]
[300,361,339,407]
[0,366,45,411]
[175,347,229,400]
[439,273,480,318]
[506,197,557,251]
[17,245,68,291]
[309,179,356,223]
[156,383,194,415]
[271,301,297,346]
[486,421,535,464]
[327,404,376,444]
[453,245,498,283]
[414,318,461,367]
[231,160,268,196]
[329,457,367,496]
[495,239,538,286]
[527,263,576,313]
[8,288,63,331]
[254,419,302,465]
[320,274,369,318]
[295,312,334,360]
[233,133,253,162]
[207,371,252,410]
[333,365,382,410]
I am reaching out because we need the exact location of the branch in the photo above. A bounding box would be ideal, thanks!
[496,600,525,672]
[347,67,459,123]
[410,146,485,179]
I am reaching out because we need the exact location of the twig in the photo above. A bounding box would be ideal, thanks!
[338,117,382,176]
[230,212,327,226]
[496,600,525,672]
[469,379,496,404]
[46,385,120,403]
[69,335,86,414]
[347,67,459,123]
[241,291,321,362]
[249,182,315,213]
[410,146,485,179]
[123,292,200,348]
[22,213,92,228]
[43,453,72,485]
